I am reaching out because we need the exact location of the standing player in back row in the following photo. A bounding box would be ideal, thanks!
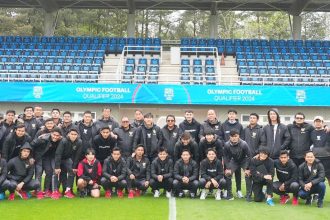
[179,110,201,143]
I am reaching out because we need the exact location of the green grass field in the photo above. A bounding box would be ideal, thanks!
[0,185,329,220]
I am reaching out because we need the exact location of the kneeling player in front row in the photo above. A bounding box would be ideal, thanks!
[298,151,326,208]
[273,150,299,205]
[101,147,127,198]
[173,150,199,198]
[199,148,226,200]
[250,147,275,206]
[127,144,150,198]
[77,148,102,198]
[150,148,173,198]
[6,144,40,200]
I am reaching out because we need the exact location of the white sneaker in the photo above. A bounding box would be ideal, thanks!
[200,189,207,200]
[223,190,227,198]
[166,191,171,198]
[237,190,244,199]
[154,190,160,198]
[215,190,221,200]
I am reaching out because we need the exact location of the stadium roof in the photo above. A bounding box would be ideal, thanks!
[0,0,329,15]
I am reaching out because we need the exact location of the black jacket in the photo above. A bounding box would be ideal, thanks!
[174,139,199,163]
[102,156,127,181]
[223,139,250,168]
[263,123,291,159]
[133,123,163,159]
[151,157,173,180]
[126,156,150,180]
[310,129,330,158]
[0,120,16,151]
[242,124,266,156]
[2,133,31,161]
[200,158,224,182]
[131,120,143,128]
[198,138,223,162]
[77,121,98,153]
[161,125,180,158]
[55,137,83,169]
[220,119,243,142]
[31,133,60,161]
[113,125,136,158]
[7,156,34,183]
[274,159,298,187]
[298,159,325,187]
[250,157,274,183]
[287,122,314,159]
[199,119,222,140]
[93,134,117,163]
[178,119,201,143]
[173,159,199,181]
[60,122,77,136]
[94,117,119,133]
[0,158,7,185]
[23,117,42,139]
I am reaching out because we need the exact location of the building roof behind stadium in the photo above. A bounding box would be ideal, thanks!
[0,0,330,15]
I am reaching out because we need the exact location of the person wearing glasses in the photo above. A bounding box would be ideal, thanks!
[161,115,179,159]
[287,112,314,167]
[113,116,136,159]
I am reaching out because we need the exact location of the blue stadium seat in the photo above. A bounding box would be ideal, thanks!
[181,59,190,66]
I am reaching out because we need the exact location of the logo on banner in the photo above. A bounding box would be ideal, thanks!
[33,86,43,99]
[296,90,306,103]
[164,88,174,101]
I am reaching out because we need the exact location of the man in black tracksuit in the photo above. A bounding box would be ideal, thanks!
[0,153,9,198]
[2,124,31,161]
[173,149,199,198]
[92,127,117,165]
[287,112,314,167]
[101,147,127,198]
[21,106,42,139]
[133,113,163,162]
[178,110,201,143]
[150,148,174,198]
[262,108,291,160]
[199,148,226,200]
[6,144,40,200]
[94,108,119,133]
[31,127,62,198]
[174,132,199,163]
[223,129,250,200]
[161,115,180,159]
[220,109,244,197]
[77,111,98,155]
[250,147,275,205]
[310,116,330,185]
[131,109,144,128]
[34,118,56,140]
[54,128,83,198]
[113,116,136,159]
[273,150,299,205]
[127,145,150,198]
[199,129,223,162]
[241,113,266,200]
[59,111,77,136]
[298,151,326,208]
[0,110,17,152]
[199,109,222,141]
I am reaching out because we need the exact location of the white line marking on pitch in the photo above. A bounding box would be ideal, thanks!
[169,197,176,220]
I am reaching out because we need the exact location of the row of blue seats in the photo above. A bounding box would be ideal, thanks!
[237,60,330,68]
[124,65,159,74]
[122,75,159,84]
[0,73,98,79]
[181,38,330,48]
[181,76,217,85]
[181,66,216,74]
[0,57,103,65]
[0,43,108,50]
[231,46,330,54]
[126,58,160,66]
[0,50,104,57]
[0,36,161,45]
[236,52,330,61]
[240,76,329,85]
[181,59,215,66]
[238,66,330,76]
[0,63,101,73]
